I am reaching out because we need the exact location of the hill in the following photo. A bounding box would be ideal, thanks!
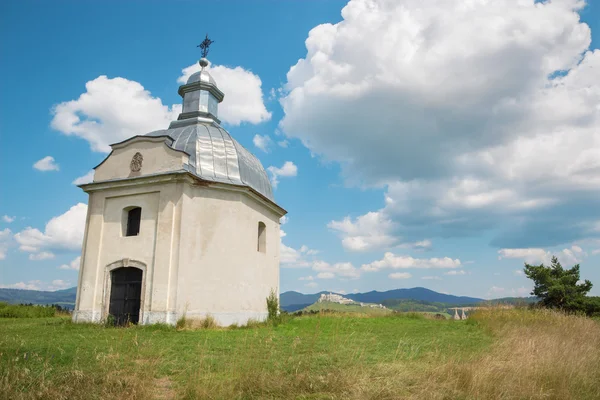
[281,287,485,312]
[301,301,392,315]
[0,287,77,308]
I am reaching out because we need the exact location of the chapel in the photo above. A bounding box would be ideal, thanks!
[72,53,286,326]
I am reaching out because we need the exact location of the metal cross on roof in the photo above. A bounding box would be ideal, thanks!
[197,34,214,58]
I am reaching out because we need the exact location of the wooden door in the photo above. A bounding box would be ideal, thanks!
[109,267,142,325]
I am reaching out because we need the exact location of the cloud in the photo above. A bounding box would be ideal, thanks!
[305,281,318,288]
[0,228,13,260]
[0,280,43,290]
[280,216,289,225]
[178,62,271,125]
[362,252,461,272]
[299,245,319,256]
[298,275,314,281]
[278,140,289,148]
[2,215,15,223]
[28,251,55,261]
[445,270,466,276]
[280,0,600,249]
[72,170,94,185]
[253,134,273,152]
[51,76,181,153]
[280,243,312,268]
[267,161,298,188]
[317,272,335,279]
[328,211,397,252]
[389,272,412,279]
[48,279,71,291]
[313,260,360,279]
[33,156,59,171]
[0,278,72,291]
[498,245,586,265]
[58,256,81,271]
[14,203,87,255]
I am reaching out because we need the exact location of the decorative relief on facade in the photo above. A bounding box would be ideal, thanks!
[130,152,143,172]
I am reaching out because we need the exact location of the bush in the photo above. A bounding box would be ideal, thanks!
[266,289,279,320]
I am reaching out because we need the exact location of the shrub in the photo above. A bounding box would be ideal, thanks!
[266,289,279,320]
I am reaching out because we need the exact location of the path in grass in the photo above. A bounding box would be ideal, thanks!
[0,314,491,399]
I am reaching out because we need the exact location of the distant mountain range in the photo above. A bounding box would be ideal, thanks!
[280,287,486,312]
[0,286,534,313]
[0,287,77,309]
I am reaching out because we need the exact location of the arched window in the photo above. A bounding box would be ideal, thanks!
[257,222,266,253]
[123,207,141,237]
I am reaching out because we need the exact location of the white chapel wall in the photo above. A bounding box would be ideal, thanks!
[94,138,188,182]
[174,184,281,325]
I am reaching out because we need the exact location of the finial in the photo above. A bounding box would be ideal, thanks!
[197,34,214,59]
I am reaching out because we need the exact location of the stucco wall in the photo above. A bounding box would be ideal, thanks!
[94,138,188,182]
[73,179,183,324]
[74,176,283,326]
[174,184,281,325]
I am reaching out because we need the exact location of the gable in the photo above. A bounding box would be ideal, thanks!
[93,136,189,182]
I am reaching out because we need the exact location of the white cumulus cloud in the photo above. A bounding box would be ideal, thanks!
[253,134,273,152]
[328,211,398,252]
[313,260,360,279]
[2,215,15,223]
[267,161,298,188]
[58,256,81,271]
[33,156,59,171]
[362,252,461,272]
[51,76,181,153]
[498,245,585,265]
[14,203,87,255]
[72,170,95,185]
[280,0,600,249]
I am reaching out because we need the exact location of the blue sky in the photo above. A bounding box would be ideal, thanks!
[1,0,599,298]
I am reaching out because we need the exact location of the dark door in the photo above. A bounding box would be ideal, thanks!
[109,267,142,326]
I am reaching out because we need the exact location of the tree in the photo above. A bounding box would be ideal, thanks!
[524,256,592,312]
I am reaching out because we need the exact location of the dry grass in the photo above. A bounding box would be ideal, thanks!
[175,314,218,330]
[423,308,600,400]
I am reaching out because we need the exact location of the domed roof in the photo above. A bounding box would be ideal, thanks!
[186,69,217,85]
[145,122,274,201]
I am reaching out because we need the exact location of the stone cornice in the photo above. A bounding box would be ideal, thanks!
[81,171,287,217]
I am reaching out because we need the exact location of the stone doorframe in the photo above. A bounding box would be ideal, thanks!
[102,258,147,323]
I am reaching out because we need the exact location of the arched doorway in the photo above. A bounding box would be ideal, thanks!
[109,267,142,325]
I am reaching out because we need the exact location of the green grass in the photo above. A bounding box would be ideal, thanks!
[1,310,598,399]
[0,313,489,399]
[0,302,56,318]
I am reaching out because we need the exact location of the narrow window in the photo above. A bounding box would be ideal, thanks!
[257,222,266,253]
[125,207,142,237]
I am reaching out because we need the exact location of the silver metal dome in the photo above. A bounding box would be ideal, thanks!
[186,69,217,85]
[145,123,274,201]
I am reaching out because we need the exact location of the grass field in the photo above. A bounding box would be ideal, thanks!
[1,309,599,399]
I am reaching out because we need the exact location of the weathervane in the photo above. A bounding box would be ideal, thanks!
[197,34,214,59]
